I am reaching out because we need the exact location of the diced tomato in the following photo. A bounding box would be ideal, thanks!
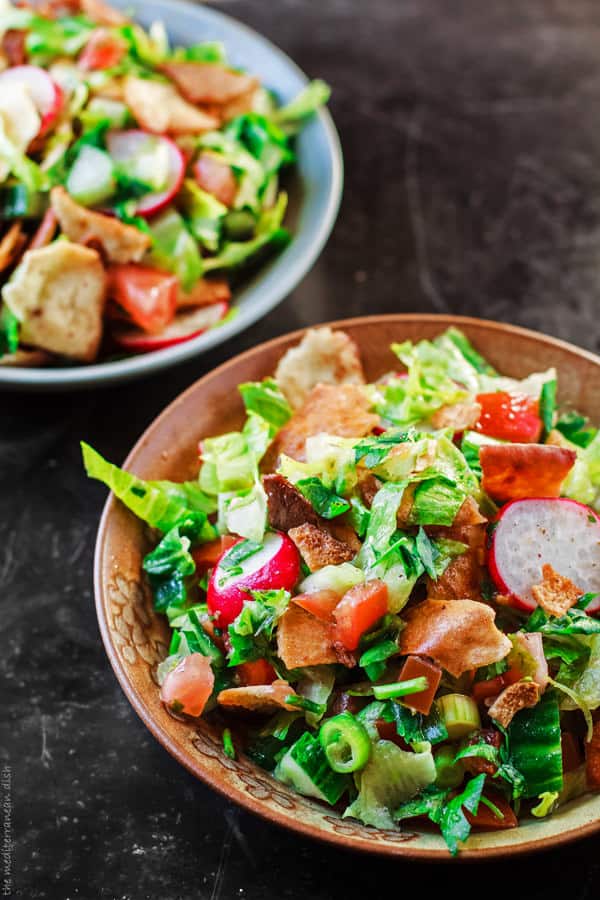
[237,658,276,686]
[192,535,238,570]
[194,153,237,206]
[79,29,127,71]
[475,392,543,444]
[108,264,178,333]
[375,719,411,749]
[561,731,584,774]
[472,666,522,703]
[160,653,214,717]
[332,580,389,651]
[397,656,441,715]
[464,790,518,830]
[292,589,341,622]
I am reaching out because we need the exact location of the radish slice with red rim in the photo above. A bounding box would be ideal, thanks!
[0,65,63,134]
[207,531,301,626]
[488,497,600,612]
[112,301,228,352]
[106,130,185,217]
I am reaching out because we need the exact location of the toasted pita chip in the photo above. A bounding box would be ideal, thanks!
[177,278,231,309]
[586,721,600,790]
[400,598,512,677]
[480,443,576,503]
[488,681,540,728]
[270,383,379,463]
[217,680,297,712]
[124,76,218,135]
[0,222,25,272]
[277,604,338,669]
[275,327,366,410]
[288,523,355,572]
[531,563,582,618]
[263,473,320,531]
[430,400,482,431]
[161,61,258,105]
[426,497,487,601]
[51,187,150,263]
[81,0,128,25]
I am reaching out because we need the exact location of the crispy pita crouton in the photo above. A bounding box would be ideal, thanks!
[177,278,231,309]
[531,563,582,617]
[0,348,52,366]
[124,76,218,135]
[275,327,366,410]
[271,383,379,463]
[2,242,106,361]
[161,61,258,105]
[81,0,128,25]
[586,721,600,790]
[217,680,298,712]
[220,84,259,122]
[263,473,320,531]
[288,523,355,572]
[400,598,511,677]
[430,400,482,431]
[0,222,25,273]
[327,521,362,555]
[426,496,487,601]
[277,604,338,669]
[488,681,540,729]
[51,187,150,263]
[358,472,381,508]
[480,443,576,503]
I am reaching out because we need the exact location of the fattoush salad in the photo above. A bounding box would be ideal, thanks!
[0,0,329,366]
[83,326,600,855]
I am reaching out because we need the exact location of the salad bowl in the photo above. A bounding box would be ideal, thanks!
[93,314,600,859]
[0,0,342,390]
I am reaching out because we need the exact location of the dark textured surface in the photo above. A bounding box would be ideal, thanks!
[2,0,600,897]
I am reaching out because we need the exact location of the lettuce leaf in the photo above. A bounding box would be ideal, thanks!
[273,80,331,135]
[227,589,290,665]
[238,377,292,429]
[344,739,436,830]
[559,634,600,712]
[148,208,203,292]
[142,526,195,612]
[0,304,18,356]
[81,442,217,535]
[178,178,227,252]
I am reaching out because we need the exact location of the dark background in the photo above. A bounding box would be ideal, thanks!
[3,0,600,896]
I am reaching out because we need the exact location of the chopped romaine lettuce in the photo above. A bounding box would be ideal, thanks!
[148,208,203,292]
[227,588,290,665]
[178,178,227,252]
[344,739,436,830]
[238,377,292,429]
[0,303,18,356]
[81,442,217,535]
[272,80,331,135]
[142,526,195,612]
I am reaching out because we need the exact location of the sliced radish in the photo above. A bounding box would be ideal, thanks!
[106,130,185,217]
[488,498,600,612]
[207,531,301,626]
[112,301,228,352]
[0,65,63,135]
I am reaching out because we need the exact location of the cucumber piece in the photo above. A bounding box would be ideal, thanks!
[66,145,115,206]
[299,562,365,597]
[86,97,130,128]
[223,210,255,241]
[508,693,563,798]
[275,732,349,804]
[0,184,47,219]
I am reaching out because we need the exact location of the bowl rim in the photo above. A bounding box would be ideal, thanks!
[0,0,343,391]
[94,313,600,860]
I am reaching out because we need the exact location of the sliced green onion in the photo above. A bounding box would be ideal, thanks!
[479,795,504,819]
[284,695,326,716]
[437,693,481,740]
[373,677,428,701]
[222,728,236,760]
[319,712,371,774]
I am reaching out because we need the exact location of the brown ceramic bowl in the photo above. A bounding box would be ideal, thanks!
[94,314,600,860]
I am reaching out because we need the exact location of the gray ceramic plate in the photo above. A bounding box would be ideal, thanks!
[0,0,342,391]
